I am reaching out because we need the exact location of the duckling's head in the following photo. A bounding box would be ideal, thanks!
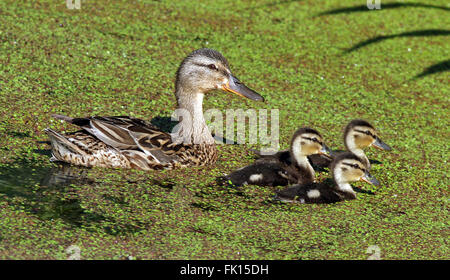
[344,119,391,151]
[331,152,380,187]
[290,127,331,161]
[175,48,264,103]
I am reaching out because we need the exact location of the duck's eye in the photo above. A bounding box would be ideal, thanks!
[208,64,218,71]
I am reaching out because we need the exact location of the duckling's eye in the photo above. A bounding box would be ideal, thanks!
[208,64,218,71]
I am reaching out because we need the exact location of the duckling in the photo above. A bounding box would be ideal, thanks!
[222,127,331,187]
[45,48,264,170]
[309,119,392,169]
[274,152,380,204]
[253,119,391,170]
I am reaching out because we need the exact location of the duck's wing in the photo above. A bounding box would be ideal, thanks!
[45,128,131,168]
[251,148,289,157]
[253,149,292,165]
[308,149,344,169]
[307,154,333,169]
[52,114,182,164]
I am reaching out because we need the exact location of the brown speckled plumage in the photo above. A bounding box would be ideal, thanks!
[46,116,218,170]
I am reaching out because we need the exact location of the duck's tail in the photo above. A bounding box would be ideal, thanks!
[44,128,88,162]
[51,114,74,124]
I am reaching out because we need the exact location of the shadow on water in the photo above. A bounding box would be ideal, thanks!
[317,2,450,16]
[344,29,450,53]
[6,131,32,138]
[369,159,382,165]
[248,0,303,10]
[150,116,178,133]
[414,59,450,78]
[0,157,146,235]
[0,161,101,227]
[353,186,375,195]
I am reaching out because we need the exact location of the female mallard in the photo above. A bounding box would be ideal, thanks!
[274,152,380,204]
[45,48,264,170]
[222,127,331,187]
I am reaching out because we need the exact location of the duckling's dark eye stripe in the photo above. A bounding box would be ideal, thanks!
[355,129,375,137]
[301,137,322,144]
[342,162,364,171]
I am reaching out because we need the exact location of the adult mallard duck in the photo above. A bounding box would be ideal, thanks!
[45,48,264,170]
[274,152,380,204]
[222,127,331,187]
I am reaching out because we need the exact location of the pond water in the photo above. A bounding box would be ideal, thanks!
[0,162,98,226]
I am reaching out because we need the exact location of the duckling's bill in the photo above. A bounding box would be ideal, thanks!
[319,144,333,158]
[360,171,380,186]
[222,75,264,102]
[373,137,392,151]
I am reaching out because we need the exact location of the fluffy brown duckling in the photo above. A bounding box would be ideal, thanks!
[274,152,380,204]
[221,127,331,187]
[309,119,391,169]
[254,119,391,170]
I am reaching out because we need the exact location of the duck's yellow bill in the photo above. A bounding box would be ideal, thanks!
[222,75,264,102]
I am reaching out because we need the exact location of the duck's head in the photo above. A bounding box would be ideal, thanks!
[175,48,264,102]
[331,152,380,187]
[344,119,391,151]
[290,127,332,161]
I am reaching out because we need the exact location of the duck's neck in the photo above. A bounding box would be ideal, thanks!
[352,149,370,169]
[291,142,315,182]
[335,182,355,196]
[174,91,215,145]
[345,136,370,169]
[333,169,356,198]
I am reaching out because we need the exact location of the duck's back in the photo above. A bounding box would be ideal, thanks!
[223,151,314,187]
[275,180,346,204]
[223,162,292,187]
[253,148,334,171]
[46,115,217,170]
[308,153,334,169]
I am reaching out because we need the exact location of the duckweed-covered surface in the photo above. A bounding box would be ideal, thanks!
[0,0,448,259]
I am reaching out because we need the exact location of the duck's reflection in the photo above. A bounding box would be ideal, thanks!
[40,163,93,188]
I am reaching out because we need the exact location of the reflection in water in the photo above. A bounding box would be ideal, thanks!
[0,162,100,226]
[0,162,93,194]
[40,164,94,187]
[0,160,147,235]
